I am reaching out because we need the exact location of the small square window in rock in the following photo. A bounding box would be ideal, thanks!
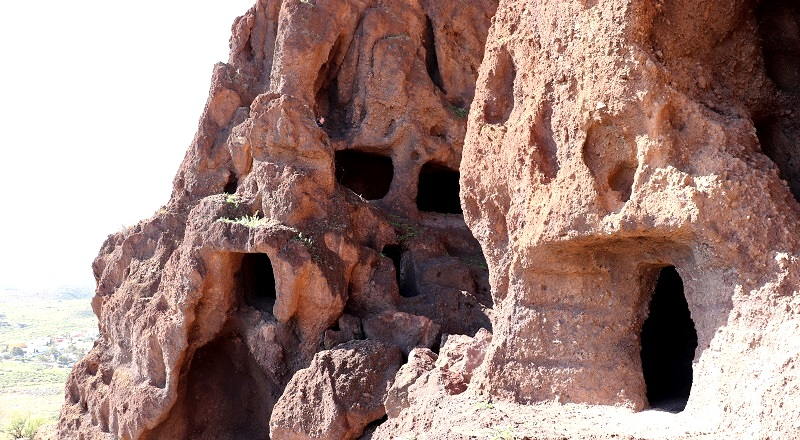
[335,150,394,200]
[417,162,462,214]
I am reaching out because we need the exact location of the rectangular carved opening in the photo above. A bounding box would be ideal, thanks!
[237,252,277,314]
[417,162,462,214]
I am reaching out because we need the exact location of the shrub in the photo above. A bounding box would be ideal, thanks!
[2,414,45,440]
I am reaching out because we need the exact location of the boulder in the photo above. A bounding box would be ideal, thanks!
[269,340,402,440]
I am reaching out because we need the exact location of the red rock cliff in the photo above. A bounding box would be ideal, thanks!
[59,0,800,439]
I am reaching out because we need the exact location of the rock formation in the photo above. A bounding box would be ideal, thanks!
[60,0,800,439]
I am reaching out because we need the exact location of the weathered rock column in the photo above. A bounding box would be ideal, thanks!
[462,0,800,434]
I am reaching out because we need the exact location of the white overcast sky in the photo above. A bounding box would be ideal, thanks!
[0,0,255,289]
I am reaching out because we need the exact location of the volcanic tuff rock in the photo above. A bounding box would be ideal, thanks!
[60,0,800,439]
[58,0,494,438]
[269,340,402,439]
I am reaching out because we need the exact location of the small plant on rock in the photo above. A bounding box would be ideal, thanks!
[292,232,315,248]
[224,193,241,208]
[448,103,469,119]
[488,426,516,440]
[389,215,419,243]
[217,212,270,228]
[473,400,495,410]
[461,254,489,271]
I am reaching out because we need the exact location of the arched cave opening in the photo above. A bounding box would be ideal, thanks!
[640,266,697,412]
[382,244,418,298]
[362,415,389,437]
[237,253,277,314]
[223,173,238,194]
[755,1,800,203]
[314,37,349,139]
[757,0,800,94]
[416,162,462,214]
[423,15,445,92]
[335,150,394,200]
[145,332,277,439]
[756,118,800,201]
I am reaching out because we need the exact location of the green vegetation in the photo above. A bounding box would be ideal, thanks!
[473,400,495,410]
[388,215,419,243]
[488,427,517,440]
[2,414,46,440]
[224,193,241,208]
[0,362,68,390]
[448,104,469,119]
[292,232,314,248]
[460,254,489,271]
[217,212,271,228]
[0,288,96,434]
[0,391,63,433]
[0,298,95,349]
[291,231,325,264]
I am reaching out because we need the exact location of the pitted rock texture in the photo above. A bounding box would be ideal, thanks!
[269,340,401,439]
[60,0,800,439]
[463,0,800,437]
[57,0,495,438]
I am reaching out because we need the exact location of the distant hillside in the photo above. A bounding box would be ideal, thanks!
[0,287,97,346]
[0,285,94,302]
[0,284,98,431]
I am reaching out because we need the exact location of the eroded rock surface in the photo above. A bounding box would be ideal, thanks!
[456,0,800,438]
[58,0,495,438]
[60,0,800,439]
[269,340,401,440]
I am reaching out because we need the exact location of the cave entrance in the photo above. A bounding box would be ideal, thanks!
[757,0,800,93]
[335,150,394,200]
[237,253,277,314]
[223,172,239,194]
[756,1,800,202]
[182,333,275,439]
[416,162,462,214]
[144,332,277,439]
[423,15,444,92]
[381,244,418,298]
[640,266,697,412]
[756,118,800,201]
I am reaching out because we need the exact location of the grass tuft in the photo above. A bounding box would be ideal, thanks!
[448,104,469,119]
[473,400,495,410]
[217,212,269,228]
[224,193,241,208]
[388,215,419,243]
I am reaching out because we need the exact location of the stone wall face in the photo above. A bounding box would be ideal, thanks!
[59,0,800,439]
[462,0,800,435]
[58,0,496,438]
